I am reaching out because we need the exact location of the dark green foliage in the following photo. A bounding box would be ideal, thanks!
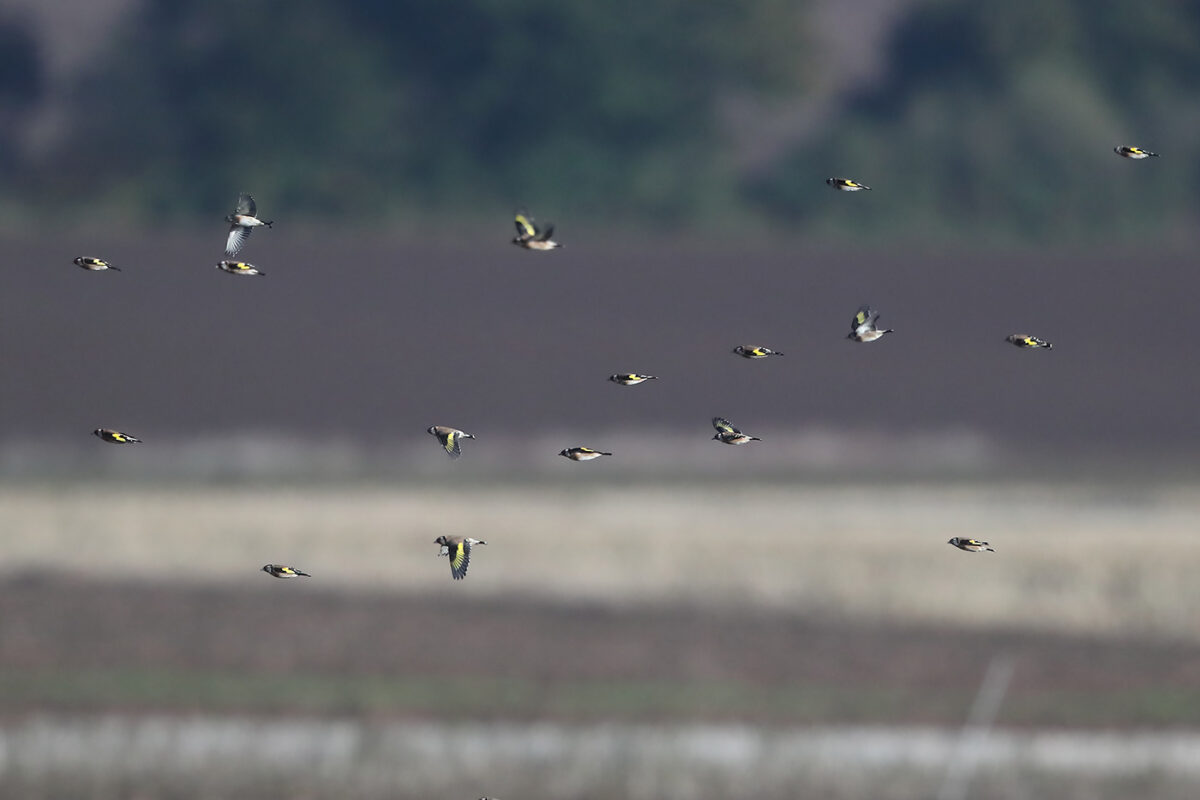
[745,0,1200,241]
[0,13,42,178]
[55,0,807,223]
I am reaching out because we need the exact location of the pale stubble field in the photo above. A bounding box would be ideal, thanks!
[3,478,1197,640]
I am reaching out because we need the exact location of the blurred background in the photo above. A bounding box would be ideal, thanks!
[2,0,1200,798]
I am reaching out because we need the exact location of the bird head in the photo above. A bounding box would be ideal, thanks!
[947,538,958,547]
[261,564,272,574]
[426,426,437,435]
[558,449,570,457]
[433,535,448,546]
[92,428,103,438]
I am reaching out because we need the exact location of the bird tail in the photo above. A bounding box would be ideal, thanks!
[110,265,122,271]
[600,452,613,456]
[749,437,761,441]
[264,220,274,228]
[465,433,476,439]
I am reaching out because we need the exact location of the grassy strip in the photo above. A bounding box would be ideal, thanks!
[1,669,1198,726]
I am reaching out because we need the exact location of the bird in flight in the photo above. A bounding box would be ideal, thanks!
[512,210,561,250]
[609,373,657,385]
[712,416,760,445]
[1113,145,1158,159]
[948,537,994,553]
[93,428,142,444]
[435,535,487,580]
[1006,334,1052,350]
[559,446,612,461]
[225,192,273,257]
[848,305,893,342]
[826,177,871,191]
[261,564,311,578]
[427,426,476,459]
[74,257,120,272]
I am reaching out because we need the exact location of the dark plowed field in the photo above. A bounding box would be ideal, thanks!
[2,572,1198,726]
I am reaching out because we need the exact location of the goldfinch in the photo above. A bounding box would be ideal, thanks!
[1006,334,1052,349]
[427,425,475,459]
[712,416,760,445]
[434,535,486,580]
[1114,146,1158,159]
[225,192,273,257]
[73,257,120,272]
[609,373,657,385]
[826,177,871,191]
[93,428,141,444]
[216,260,265,276]
[948,537,994,553]
[261,564,311,578]
[732,345,783,359]
[559,446,611,461]
[848,305,893,342]
[512,210,561,250]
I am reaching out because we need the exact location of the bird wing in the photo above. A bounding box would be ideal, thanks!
[444,430,463,459]
[537,223,555,242]
[236,193,256,216]
[226,226,252,257]
[853,305,874,330]
[712,417,738,434]
[514,212,537,239]
[449,540,471,579]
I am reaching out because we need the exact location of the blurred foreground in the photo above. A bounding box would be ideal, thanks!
[5,716,1200,800]
[2,475,1200,797]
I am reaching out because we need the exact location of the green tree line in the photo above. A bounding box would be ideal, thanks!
[7,0,1200,240]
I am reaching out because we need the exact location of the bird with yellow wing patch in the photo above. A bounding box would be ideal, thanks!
[427,426,476,459]
[512,210,561,250]
[435,535,487,580]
